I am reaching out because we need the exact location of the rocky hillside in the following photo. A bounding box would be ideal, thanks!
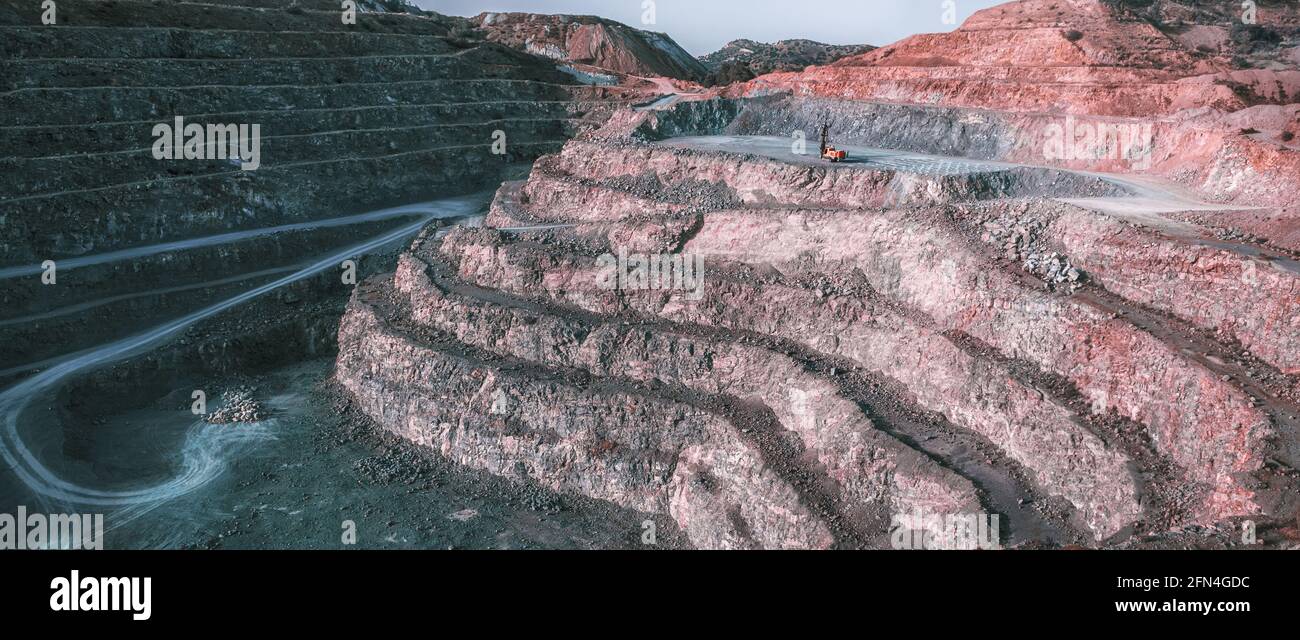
[1113,0,1300,66]
[471,12,707,82]
[699,38,876,76]
[739,0,1299,116]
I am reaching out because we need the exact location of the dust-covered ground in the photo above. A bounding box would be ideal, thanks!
[97,360,689,550]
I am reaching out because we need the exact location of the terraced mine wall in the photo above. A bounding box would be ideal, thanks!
[0,0,644,481]
[0,0,616,265]
[338,241,1004,549]
[340,94,1300,547]
[0,218,407,373]
[0,0,636,376]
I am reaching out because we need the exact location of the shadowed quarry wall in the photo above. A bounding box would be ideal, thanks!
[0,0,643,372]
[0,0,629,267]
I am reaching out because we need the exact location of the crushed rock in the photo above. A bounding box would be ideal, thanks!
[205,386,270,425]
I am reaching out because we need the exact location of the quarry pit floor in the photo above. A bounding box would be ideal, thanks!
[106,359,686,550]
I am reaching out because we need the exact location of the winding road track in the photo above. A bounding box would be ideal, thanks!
[0,194,488,521]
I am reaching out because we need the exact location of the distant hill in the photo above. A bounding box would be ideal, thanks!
[699,38,877,77]
[472,12,707,81]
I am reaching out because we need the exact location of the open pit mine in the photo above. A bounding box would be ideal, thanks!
[2,0,1300,552]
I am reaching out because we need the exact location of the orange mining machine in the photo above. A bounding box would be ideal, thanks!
[819,124,847,162]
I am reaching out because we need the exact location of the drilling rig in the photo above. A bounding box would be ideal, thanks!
[819,123,847,162]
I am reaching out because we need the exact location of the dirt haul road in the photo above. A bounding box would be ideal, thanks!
[0,195,485,517]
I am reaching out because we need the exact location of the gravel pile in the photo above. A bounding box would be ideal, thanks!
[972,206,1085,293]
[205,386,270,425]
[1023,251,1084,291]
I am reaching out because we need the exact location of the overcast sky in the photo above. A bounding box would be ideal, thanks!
[415,0,1008,56]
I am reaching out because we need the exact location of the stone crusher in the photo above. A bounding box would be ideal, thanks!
[819,123,848,162]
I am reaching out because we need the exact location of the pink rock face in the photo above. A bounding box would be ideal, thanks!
[709,0,1300,223]
[433,227,1144,541]
[338,288,837,549]
[1051,207,1300,376]
[388,253,986,542]
[735,0,1296,118]
[471,12,706,81]
[345,102,1299,542]
[339,121,1299,543]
